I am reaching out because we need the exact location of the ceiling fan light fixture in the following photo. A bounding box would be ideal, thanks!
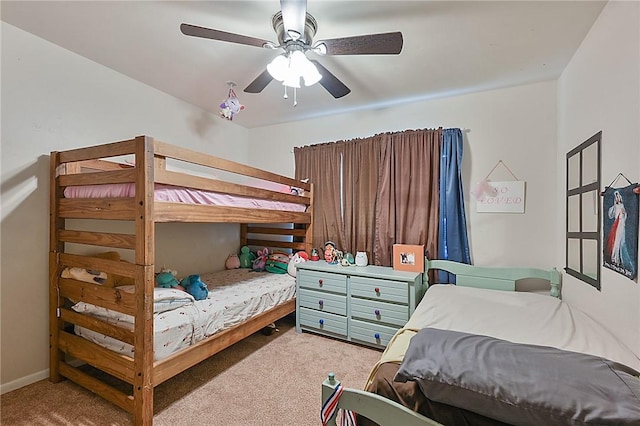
[267,49,321,89]
[282,72,301,89]
[302,61,322,86]
[266,54,289,81]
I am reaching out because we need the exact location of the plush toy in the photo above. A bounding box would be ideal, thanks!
[180,274,209,301]
[252,248,269,272]
[266,252,291,274]
[239,246,256,268]
[156,270,180,288]
[225,253,241,269]
[62,267,107,285]
[287,251,309,277]
[219,86,245,121]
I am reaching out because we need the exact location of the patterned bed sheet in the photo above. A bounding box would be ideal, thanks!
[63,183,306,212]
[72,269,296,361]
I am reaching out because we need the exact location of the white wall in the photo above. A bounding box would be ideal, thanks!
[0,23,250,391]
[248,81,559,269]
[557,1,640,356]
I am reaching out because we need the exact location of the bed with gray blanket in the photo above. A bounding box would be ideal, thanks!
[321,260,640,426]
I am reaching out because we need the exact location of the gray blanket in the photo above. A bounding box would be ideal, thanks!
[395,327,640,426]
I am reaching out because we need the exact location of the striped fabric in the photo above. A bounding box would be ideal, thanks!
[321,383,357,426]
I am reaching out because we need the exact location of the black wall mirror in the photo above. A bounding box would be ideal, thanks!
[566,131,602,289]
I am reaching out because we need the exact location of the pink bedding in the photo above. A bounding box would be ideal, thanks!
[63,183,306,212]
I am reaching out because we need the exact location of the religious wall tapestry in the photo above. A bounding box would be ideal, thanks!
[602,181,638,280]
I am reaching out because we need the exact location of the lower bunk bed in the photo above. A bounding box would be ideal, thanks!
[71,268,295,361]
[322,260,640,426]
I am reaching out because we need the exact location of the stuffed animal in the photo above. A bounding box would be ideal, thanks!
[252,248,269,272]
[345,252,355,265]
[180,274,209,301]
[156,270,180,288]
[219,94,245,121]
[239,246,256,268]
[266,252,291,274]
[225,253,241,269]
[287,251,309,277]
[61,267,107,285]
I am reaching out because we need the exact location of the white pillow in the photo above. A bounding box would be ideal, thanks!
[72,286,195,320]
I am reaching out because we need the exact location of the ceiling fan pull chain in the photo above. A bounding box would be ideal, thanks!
[283,85,288,99]
[293,87,298,107]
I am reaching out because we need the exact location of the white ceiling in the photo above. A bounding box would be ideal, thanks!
[2,1,606,129]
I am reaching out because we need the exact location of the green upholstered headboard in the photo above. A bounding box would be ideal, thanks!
[424,259,561,298]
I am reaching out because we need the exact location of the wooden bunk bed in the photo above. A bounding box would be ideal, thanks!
[49,135,313,425]
[321,260,640,426]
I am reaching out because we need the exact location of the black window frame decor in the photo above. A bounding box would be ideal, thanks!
[565,131,602,290]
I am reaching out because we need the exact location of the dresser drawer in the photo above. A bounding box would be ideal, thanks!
[350,276,408,303]
[349,319,398,347]
[297,270,347,294]
[298,288,346,316]
[299,307,348,337]
[350,298,409,327]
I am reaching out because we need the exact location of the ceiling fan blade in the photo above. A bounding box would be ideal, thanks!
[180,23,273,49]
[314,32,403,55]
[280,0,307,42]
[244,69,274,94]
[310,60,351,99]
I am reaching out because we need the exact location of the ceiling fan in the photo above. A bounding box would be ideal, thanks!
[180,0,403,99]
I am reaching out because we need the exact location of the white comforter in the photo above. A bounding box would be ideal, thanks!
[375,284,640,373]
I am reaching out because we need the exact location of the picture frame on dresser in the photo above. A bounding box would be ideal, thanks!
[392,244,425,272]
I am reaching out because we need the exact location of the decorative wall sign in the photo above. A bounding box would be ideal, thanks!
[602,180,638,280]
[476,181,526,213]
[473,160,526,213]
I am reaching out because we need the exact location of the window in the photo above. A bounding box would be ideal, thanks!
[566,131,601,289]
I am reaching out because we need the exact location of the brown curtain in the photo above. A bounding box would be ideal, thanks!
[294,128,441,267]
[374,129,441,266]
[294,142,345,252]
[342,136,383,259]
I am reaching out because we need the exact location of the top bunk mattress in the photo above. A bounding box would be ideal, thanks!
[63,183,307,212]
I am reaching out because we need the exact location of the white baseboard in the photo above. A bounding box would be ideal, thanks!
[1,368,49,395]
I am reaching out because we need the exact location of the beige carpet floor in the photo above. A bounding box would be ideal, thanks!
[1,315,383,425]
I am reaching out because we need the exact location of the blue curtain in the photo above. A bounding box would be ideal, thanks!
[438,128,471,283]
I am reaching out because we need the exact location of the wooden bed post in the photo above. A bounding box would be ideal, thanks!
[240,224,248,247]
[133,135,156,425]
[304,182,314,255]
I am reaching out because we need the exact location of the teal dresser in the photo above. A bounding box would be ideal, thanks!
[295,261,423,349]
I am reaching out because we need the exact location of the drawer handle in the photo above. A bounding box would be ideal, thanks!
[374,309,381,316]
[374,333,381,340]
[374,287,380,293]
[319,319,324,325]
[318,300,324,306]
[318,279,323,286]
